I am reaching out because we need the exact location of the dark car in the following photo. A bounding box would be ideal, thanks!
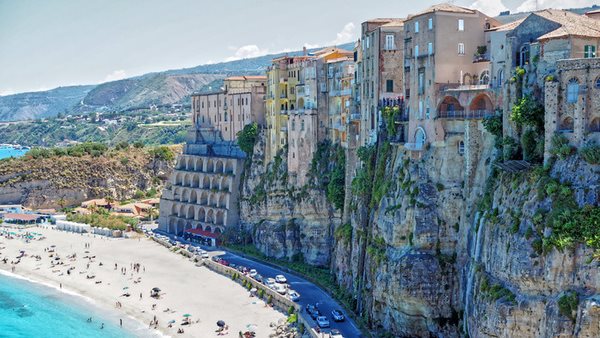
[310,309,321,320]
[305,304,316,314]
[331,309,345,322]
[254,274,264,283]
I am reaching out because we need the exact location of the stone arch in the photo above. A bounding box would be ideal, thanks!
[186,205,195,219]
[469,93,493,113]
[170,204,178,216]
[199,191,208,205]
[211,176,219,190]
[215,160,224,173]
[214,227,222,234]
[222,177,232,192]
[174,172,183,186]
[176,219,185,236]
[176,157,185,170]
[181,189,190,203]
[463,73,472,85]
[218,194,226,208]
[225,160,234,174]
[590,117,600,133]
[172,187,181,201]
[186,157,194,171]
[183,173,190,187]
[479,70,490,85]
[215,210,225,225]
[567,78,580,104]
[438,96,464,117]
[208,193,216,207]
[206,209,214,224]
[191,174,200,188]
[178,204,186,218]
[560,116,574,132]
[195,158,204,172]
[168,219,176,233]
[204,225,212,233]
[207,159,214,173]
[196,207,206,222]
[184,221,193,232]
[415,127,426,146]
[519,44,530,66]
[202,176,210,189]
[190,190,197,204]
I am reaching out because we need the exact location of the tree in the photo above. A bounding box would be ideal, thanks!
[236,123,258,155]
[510,95,544,132]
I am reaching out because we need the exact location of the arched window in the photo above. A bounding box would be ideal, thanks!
[595,77,600,89]
[560,116,574,132]
[415,127,426,146]
[590,117,600,133]
[458,141,465,155]
[497,69,504,87]
[463,73,472,85]
[479,70,490,85]
[519,44,530,66]
[567,78,579,103]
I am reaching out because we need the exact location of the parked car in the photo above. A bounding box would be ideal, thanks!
[316,316,330,328]
[288,290,300,302]
[274,283,287,295]
[200,251,209,259]
[265,278,276,289]
[310,309,321,320]
[275,275,287,283]
[331,309,345,322]
[330,329,344,338]
[305,304,316,314]
[249,269,258,278]
[254,274,264,284]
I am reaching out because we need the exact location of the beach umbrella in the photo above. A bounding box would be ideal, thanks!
[123,287,129,290]
[168,320,176,324]
[152,287,161,292]
[183,314,192,318]
[217,320,225,327]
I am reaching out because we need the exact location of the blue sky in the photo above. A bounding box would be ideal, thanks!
[0,0,595,95]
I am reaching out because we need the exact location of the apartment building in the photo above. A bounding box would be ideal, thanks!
[325,55,354,146]
[191,76,266,141]
[403,4,499,152]
[358,18,405,146]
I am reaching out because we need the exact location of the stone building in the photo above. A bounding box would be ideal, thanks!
[544,58,600,161]
[403,3,499,153]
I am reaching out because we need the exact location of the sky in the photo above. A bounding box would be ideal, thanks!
[0,0,597,96]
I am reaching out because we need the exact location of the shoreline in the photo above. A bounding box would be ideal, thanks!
[0,268,161,337]
[0,226,286,337]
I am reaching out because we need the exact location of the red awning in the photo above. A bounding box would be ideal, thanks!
[184,228,220,239]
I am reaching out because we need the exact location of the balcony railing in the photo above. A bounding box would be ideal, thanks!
[404,142,424,151]
[437,110,493,119]
[473,53,490,63]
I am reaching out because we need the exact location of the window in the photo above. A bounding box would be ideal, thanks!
[584,45,597,58]
[385,35,395,50]
[418,100,423,119]
[519,44,530,66]
[567,78,579,103]
[497,69,504,87]
[458,141,465,155]
[415,21,419,33]
[291,120,295,131]
[428,42,433,55]
[418,69,425,95]
[458,43,465,55]
[415,45,419,58]
[428,18,433,30]
[479,70,490,85]
[386,80,394,93]
[224,112,228,121]
[596,77,600,89]
[425,101,430,119]
[301,120,305,131]
[458,19,464,31]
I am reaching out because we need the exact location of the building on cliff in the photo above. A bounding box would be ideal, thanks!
[158,77,266,242]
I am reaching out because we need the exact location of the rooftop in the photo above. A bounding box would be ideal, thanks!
[407,3,476,20]
[535,9,600,40]
[2,213,44,221]
[224,75,267,81]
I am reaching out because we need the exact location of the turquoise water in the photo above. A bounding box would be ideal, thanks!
[0,146,28,160]
[0,272,146,338]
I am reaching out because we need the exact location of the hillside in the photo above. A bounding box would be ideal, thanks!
[0,42,354,122]
[0,144,181,208]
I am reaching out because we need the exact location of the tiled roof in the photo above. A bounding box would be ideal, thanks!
[381,19,405,27]
[487,18,525,32]
[224,75,267,81]
[408,3,475,19]
[535,9,600,40]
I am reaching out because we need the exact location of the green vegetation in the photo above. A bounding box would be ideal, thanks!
[382,106,401,137]
[26,142,108,159]
[557,291,579,322]
[579,144,600,164]
[67,210,137,231]
[521,129,544,162]
[236,122,258,155]
[549,134,573,160]
[334,223,353,244]
[370,141,392,208]
[502,137,520,161]
[308,141,346,210]
[367,236,387,265]
[480,275,516,304]
[148,146,175,162]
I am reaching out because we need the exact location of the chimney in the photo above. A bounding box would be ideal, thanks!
[303,46,307,56]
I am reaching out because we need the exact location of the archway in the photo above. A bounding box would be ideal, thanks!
[171,204,178,216]
[218,194,226,208]
[211,177,219,190]
[479,70,490,85]
[168,220,176,233]
[178,205,186,218]
[200,191,208,205]
[415,127,426,146]
[298,97,305,109]
[202,176,210,189]
[176,219,185,236]
[215,210,225,225]
[225,160,234,174]
[206,209,214,224]
[183,173,191,187]
[215,160,224,173]
[204,225,212,233]
[469,94,493,115]
[186,205,195,219]
[590,117,600,133]
[190,190,197,204]
[214,227,222,234]
[172,187,181,201]
[197,207,206,222]
[191,174,200,188]
[181,189,190,203]
[174,172,183,186]
[195,158,204,172]
[186,157,193,171]
[207,159,214,173]
[559,116,574,132]
[438,96,464,118]
[463,73,472,85]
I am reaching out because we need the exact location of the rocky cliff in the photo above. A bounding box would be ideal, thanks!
[239,132,341,266]
[0,146,179,208]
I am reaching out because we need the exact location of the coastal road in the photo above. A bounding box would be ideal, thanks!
[150,228,362,338]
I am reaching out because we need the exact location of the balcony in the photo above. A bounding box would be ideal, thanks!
[473,53,490,63]
[350,113,361,121]
[281,126,288,133]
[437,110,493,119]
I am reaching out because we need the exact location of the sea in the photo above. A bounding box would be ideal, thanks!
[0,145,28,160]
[0,272,157,338]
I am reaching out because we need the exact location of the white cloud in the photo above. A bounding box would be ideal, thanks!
[331,22,356,45]
[104,69,127,82]
[0,89,15,96]
[225,45,269,61]
[470,0,509,16]
[516,0,597,12]
[303,43,320,49]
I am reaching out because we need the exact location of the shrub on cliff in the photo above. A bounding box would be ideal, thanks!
[148,146,174,162]
[236,122,258,155]
[579,144,600,164]
[510,95,544,132]
[557,291,578,322]
[549,134,573,160]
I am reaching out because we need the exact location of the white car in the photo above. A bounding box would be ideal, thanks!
[200,251,209,259]
[274,283,287,295]
[275,275,287,283]
[249,269,258,278]
[265,278,276,289]
[316,316,330,328]
[287,290,300,302]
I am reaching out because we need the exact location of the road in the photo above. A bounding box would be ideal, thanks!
[148,227,362,338]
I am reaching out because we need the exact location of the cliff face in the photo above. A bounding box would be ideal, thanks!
[239,132,340,266]
[0,147,179,208]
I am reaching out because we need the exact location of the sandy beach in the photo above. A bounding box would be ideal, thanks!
[0,226,286,337]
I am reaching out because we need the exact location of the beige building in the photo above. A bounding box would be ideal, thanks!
[403,4,499,152]
[191,76,266,141]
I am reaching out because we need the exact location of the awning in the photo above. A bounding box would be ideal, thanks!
[184,228,219,239]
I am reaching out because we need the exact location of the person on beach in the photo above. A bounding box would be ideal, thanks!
[100,323,104,329]
[140,292,142,300]
[120,319,122,327]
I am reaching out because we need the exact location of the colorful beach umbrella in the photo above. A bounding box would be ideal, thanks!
[183,314,192,317]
